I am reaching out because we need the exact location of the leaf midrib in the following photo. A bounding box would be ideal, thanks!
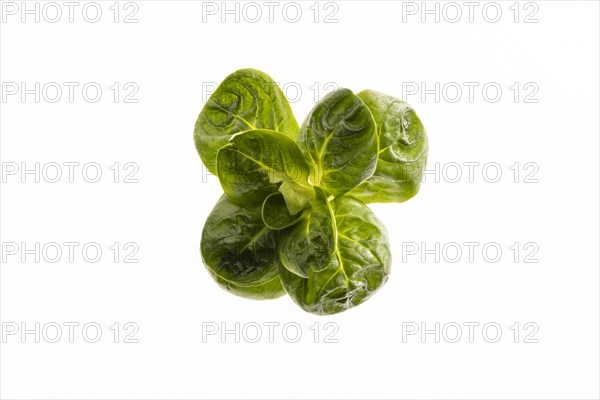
[315,200,350,303]
[239,225,269,253]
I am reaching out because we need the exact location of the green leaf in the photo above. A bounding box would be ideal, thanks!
[201,195,285,300]
[278,179,315,215]
[216,129,315,214]
[195,70,430,314]
[194,68,299,174]
[278,188,334,278]
[296,88,378,197]
[347,90,428,203]
[261,192,307,230]
[278,188,391,315]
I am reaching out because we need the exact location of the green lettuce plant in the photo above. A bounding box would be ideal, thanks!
[194,68,428,315]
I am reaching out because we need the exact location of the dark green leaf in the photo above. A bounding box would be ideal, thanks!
[278,188,334,278]
[201,195,285,300]
[261,192,307,230]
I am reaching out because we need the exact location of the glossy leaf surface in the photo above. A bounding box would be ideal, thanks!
[261,192,307,230]
[348,90,428,203]
[195,69,430,314]
[279,189,391,315]
[278,188,334,278]
[201,195,285,299]
[296,88,378,197]
[194,68,299,174]
[217,129,314,214]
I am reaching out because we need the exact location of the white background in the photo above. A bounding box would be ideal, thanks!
[1,1,599,399]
